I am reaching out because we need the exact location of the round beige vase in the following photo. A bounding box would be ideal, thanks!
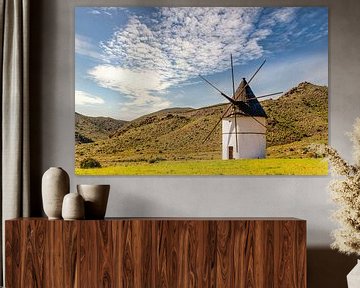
[42,167,70,219]
[77,184,110,219]
[62,192,85,220]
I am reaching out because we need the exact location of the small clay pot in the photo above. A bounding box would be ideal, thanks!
[62,192,85,220]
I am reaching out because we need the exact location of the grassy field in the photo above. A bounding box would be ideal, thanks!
[76,158,328,176]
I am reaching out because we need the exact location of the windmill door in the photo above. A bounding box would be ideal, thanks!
[228,146,234,159]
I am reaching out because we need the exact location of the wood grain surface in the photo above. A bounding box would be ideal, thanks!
[5,218,306,288]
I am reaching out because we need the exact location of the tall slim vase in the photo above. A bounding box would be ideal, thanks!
[42,167,69,219]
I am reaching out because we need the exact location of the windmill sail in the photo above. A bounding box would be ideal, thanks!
[230,54,239,152]
[226,78,267,118]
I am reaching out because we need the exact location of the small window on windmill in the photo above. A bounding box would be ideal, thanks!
[228,146,234,159]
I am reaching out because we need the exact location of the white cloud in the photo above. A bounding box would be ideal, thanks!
[88,65,171,106]
[87,65,172,117]
[103,7,265,70]
[88,7,125,16]
[75,90,105,105]
[259,7,297,27]
[270,7,297,23]
[95,7,301,99]
[89,10,101,15]
[75,34,103,61]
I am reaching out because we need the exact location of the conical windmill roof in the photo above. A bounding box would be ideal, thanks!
[232,78,267,117]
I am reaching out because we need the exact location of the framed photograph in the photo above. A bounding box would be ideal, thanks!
[75,7,328,175]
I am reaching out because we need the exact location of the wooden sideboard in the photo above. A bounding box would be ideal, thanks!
[5,218,306,287]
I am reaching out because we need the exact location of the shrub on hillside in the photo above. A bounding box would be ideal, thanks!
[148,157,166,164]
[80,158,101,169]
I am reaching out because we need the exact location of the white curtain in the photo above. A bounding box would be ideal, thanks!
[0,0,30,284]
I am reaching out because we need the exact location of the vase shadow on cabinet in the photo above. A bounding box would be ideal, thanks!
[307,248,357,288]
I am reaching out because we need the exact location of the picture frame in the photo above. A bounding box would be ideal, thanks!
[75,6,328,175]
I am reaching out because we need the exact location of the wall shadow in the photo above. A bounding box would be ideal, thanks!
[29,0,45,216]
[308,248,357,288]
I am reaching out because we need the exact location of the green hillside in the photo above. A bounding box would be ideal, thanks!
[264,81,328,147]
[75,112,127,143]
[263,81,328,157]
[75,82,328,167]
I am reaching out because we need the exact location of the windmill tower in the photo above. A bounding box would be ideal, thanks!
[200,56,282,160]
[222,78,267,159]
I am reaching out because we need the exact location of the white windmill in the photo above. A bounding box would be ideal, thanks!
[200,56,282,159]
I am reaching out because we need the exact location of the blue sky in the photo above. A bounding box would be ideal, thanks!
[75,7,328,120]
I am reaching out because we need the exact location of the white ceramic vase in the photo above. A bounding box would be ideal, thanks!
[77,184,110,219]
[62,192,85,220]
[42,167,69,219]
[347,260,360,288]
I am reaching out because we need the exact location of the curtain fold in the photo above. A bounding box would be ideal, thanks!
[0,0,30,284]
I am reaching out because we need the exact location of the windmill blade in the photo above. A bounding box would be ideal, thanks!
[199,63,237,145]
[221,59,267,117]
[222,94,238,105]
[243,60,266,92]
[203,108,266,144]
[234,59,266,101]
[234,112,239,153]
[198,75,229,98]
[231,54,238,153]
[244,113,267,129]
[201,59,266,143]
[246,91,283,101]
[202,59,267,118]
[202,117,223,143]
[199,75,238,105]
[231,54,235,97]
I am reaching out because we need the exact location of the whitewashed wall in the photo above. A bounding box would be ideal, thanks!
[222,116,266,159]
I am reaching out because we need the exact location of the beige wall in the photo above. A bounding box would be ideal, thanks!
[29,1,360,287]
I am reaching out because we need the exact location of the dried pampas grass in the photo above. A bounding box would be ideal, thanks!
[314,118,360,256]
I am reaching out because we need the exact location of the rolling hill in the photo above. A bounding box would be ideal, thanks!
[75,82,328,167]
[264,81,328,146]
[75,112,127,143]
[262,81,328,158]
